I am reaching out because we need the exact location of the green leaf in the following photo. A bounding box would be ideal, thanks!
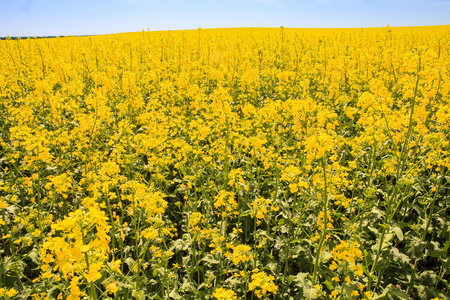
[48,286,61,300]
[387,285,409,299]
[169,289,183,299]
[372,233,394,253]
[416,285,448,300]
[417,270,437,286]
[405,236,427,259]
[373,288,389,300]
[375,284,409,300]
[390,247,410,264]
[391,225,403,242]
[441,258,450,274]
[27,248,40,265]
[172,238,190,251]
[274,236,284,250]
[292,272,308,285]
[201,254,220,264]
[125,257,135,268]
[442,240,450,253]
[303,285,318,299]
[370,207,384,221]
[324,278,333,290]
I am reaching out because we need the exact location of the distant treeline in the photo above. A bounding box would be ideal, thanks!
[0,35,93,40]
[0,36,67,40]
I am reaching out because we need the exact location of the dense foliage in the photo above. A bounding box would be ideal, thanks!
[0,26,449,299]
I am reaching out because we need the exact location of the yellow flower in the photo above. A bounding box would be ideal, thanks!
[250,197,273,220]
[214,190,237,217]
[248,270,278,299]
[189,212,204,232]
[351,264,364,276]
[213,287,238,300]
[317,211,333,231]
[67,276,86,300]
[330,240,364,277]
[289,183,298,193]
[6,288,18,297]
[228,168,246,190]
[331,290,339,298]
[172,262,180,269]
[110,259,122,273]
[226,244,253,265]
[31,292,50,300]
[0,200,7,209]
[84,262,103,283]
[105,282,119,295]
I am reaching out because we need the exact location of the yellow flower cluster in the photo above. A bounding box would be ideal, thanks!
[225,243,253,265]
[250,197,278,221]
[0,288,18,298]
[330,241,363,266]
[213,287,238,300]
[40,203,111,284]
[189,211,205,232]
[329,240,365,288]
[317,210,333,232]
[248,270,278,299]
[214,190,238,217]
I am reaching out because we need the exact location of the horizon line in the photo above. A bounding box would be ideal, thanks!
[2,24,449,39]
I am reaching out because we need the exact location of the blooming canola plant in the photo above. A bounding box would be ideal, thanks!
[0,26,449,299]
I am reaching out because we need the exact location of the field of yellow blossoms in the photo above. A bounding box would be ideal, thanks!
[1,25,450,299]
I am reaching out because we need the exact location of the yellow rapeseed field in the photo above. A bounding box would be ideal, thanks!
[0,26,449,299]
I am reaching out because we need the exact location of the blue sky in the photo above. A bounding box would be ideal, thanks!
[1,0,449,37]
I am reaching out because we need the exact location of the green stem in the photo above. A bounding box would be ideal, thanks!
[406,169,444,295]
[81,227,97,300]
[312,156,329,285]
[368,73,420,292]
